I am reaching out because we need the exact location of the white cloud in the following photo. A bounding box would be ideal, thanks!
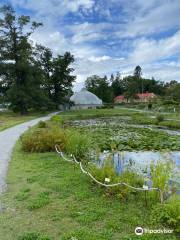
[88,55,111,62]
[129,31,180,64]
[116,0,180,38]
[5,0,180,86]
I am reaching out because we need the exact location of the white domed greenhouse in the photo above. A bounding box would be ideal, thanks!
[70,88,102,109]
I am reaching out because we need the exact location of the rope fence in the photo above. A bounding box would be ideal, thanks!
[55,145,161,194]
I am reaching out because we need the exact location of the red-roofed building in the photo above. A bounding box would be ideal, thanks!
[135,92,156,102]
[114,95,125,103]
[114,92,157,103]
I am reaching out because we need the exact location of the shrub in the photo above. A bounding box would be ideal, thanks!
[21,127,67,152]
[89,155,144,199]
[51,115,64,125]
[148,103,152,110]
[65,129,91,160]
[37,121,47,128]
[156,114,165,123]
[150,161,173,203]
[150,195,180,233]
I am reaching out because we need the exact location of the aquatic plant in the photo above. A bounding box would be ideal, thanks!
[150,160,174,203]
[88,154,144,200]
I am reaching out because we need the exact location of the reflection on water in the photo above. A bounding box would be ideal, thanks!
[93,151,180,194]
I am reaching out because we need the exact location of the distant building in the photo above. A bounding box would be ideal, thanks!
[70,88,102,109]
[114,92,157,104]
[114,95,125,103]
[135,92,157,102]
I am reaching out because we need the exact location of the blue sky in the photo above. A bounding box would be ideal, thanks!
[1,0,180,89]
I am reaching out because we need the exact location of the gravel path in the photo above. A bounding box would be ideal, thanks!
[0,112,59,193]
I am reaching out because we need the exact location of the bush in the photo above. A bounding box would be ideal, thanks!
[65,129,91,160]
[150,195,180,233]
[150,161,173,203]
[37,121,47,128]
[51,115,65,126]
[21,127,67,152]
[156,114,165,123]
[89,155,144,199]
[163,100,179,105]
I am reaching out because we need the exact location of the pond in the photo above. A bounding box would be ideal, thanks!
[67,117,180,151]
[68,117,180,194]
[88,150,180,195]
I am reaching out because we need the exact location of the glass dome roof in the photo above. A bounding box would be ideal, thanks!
[70,88,102,105]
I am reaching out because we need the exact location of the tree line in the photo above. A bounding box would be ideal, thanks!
[1,5,179,113]
[0,5,75,114]
[85,66,180,103]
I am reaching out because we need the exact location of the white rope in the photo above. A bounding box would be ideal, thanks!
[55,145,159,192]
[55,145,74,162]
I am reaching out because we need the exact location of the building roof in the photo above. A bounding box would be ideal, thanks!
[114,95,124,101]
[70,88,102,105]
[114,92,156,101]
[136,92,156,99]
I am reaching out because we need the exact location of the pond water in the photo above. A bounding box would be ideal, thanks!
[93,151,180,194]
[70,117,180,136]
[69,117,180,193]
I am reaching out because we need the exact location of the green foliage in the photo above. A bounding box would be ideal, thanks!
[164,80,180,102]
[0,4,47,114]
[150,195,180,233]
[37,121,47,128]
[74,120,180,151]
[51,52,76,108]
[85,75,114,103]
[21,127,67,152]
[18,232,52,240]
[65,129,91,160]
[156,114,165,123]
[0,5,75,114]
[51,115,64,125]
[89,156,144,199]
[150,161,173,203]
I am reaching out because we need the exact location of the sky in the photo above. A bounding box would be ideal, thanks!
[1,0,180,90]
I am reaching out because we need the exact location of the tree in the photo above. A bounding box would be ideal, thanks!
[165,81,180,102]
[0,5,44,114]
[51,52,76,108]
[111,72,124,96]
[35,45,53,99]
[85,75,113,103]
[134,65,142,78]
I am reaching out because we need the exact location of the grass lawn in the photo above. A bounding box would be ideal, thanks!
[0,110,51,132]
[0,142,178,240]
